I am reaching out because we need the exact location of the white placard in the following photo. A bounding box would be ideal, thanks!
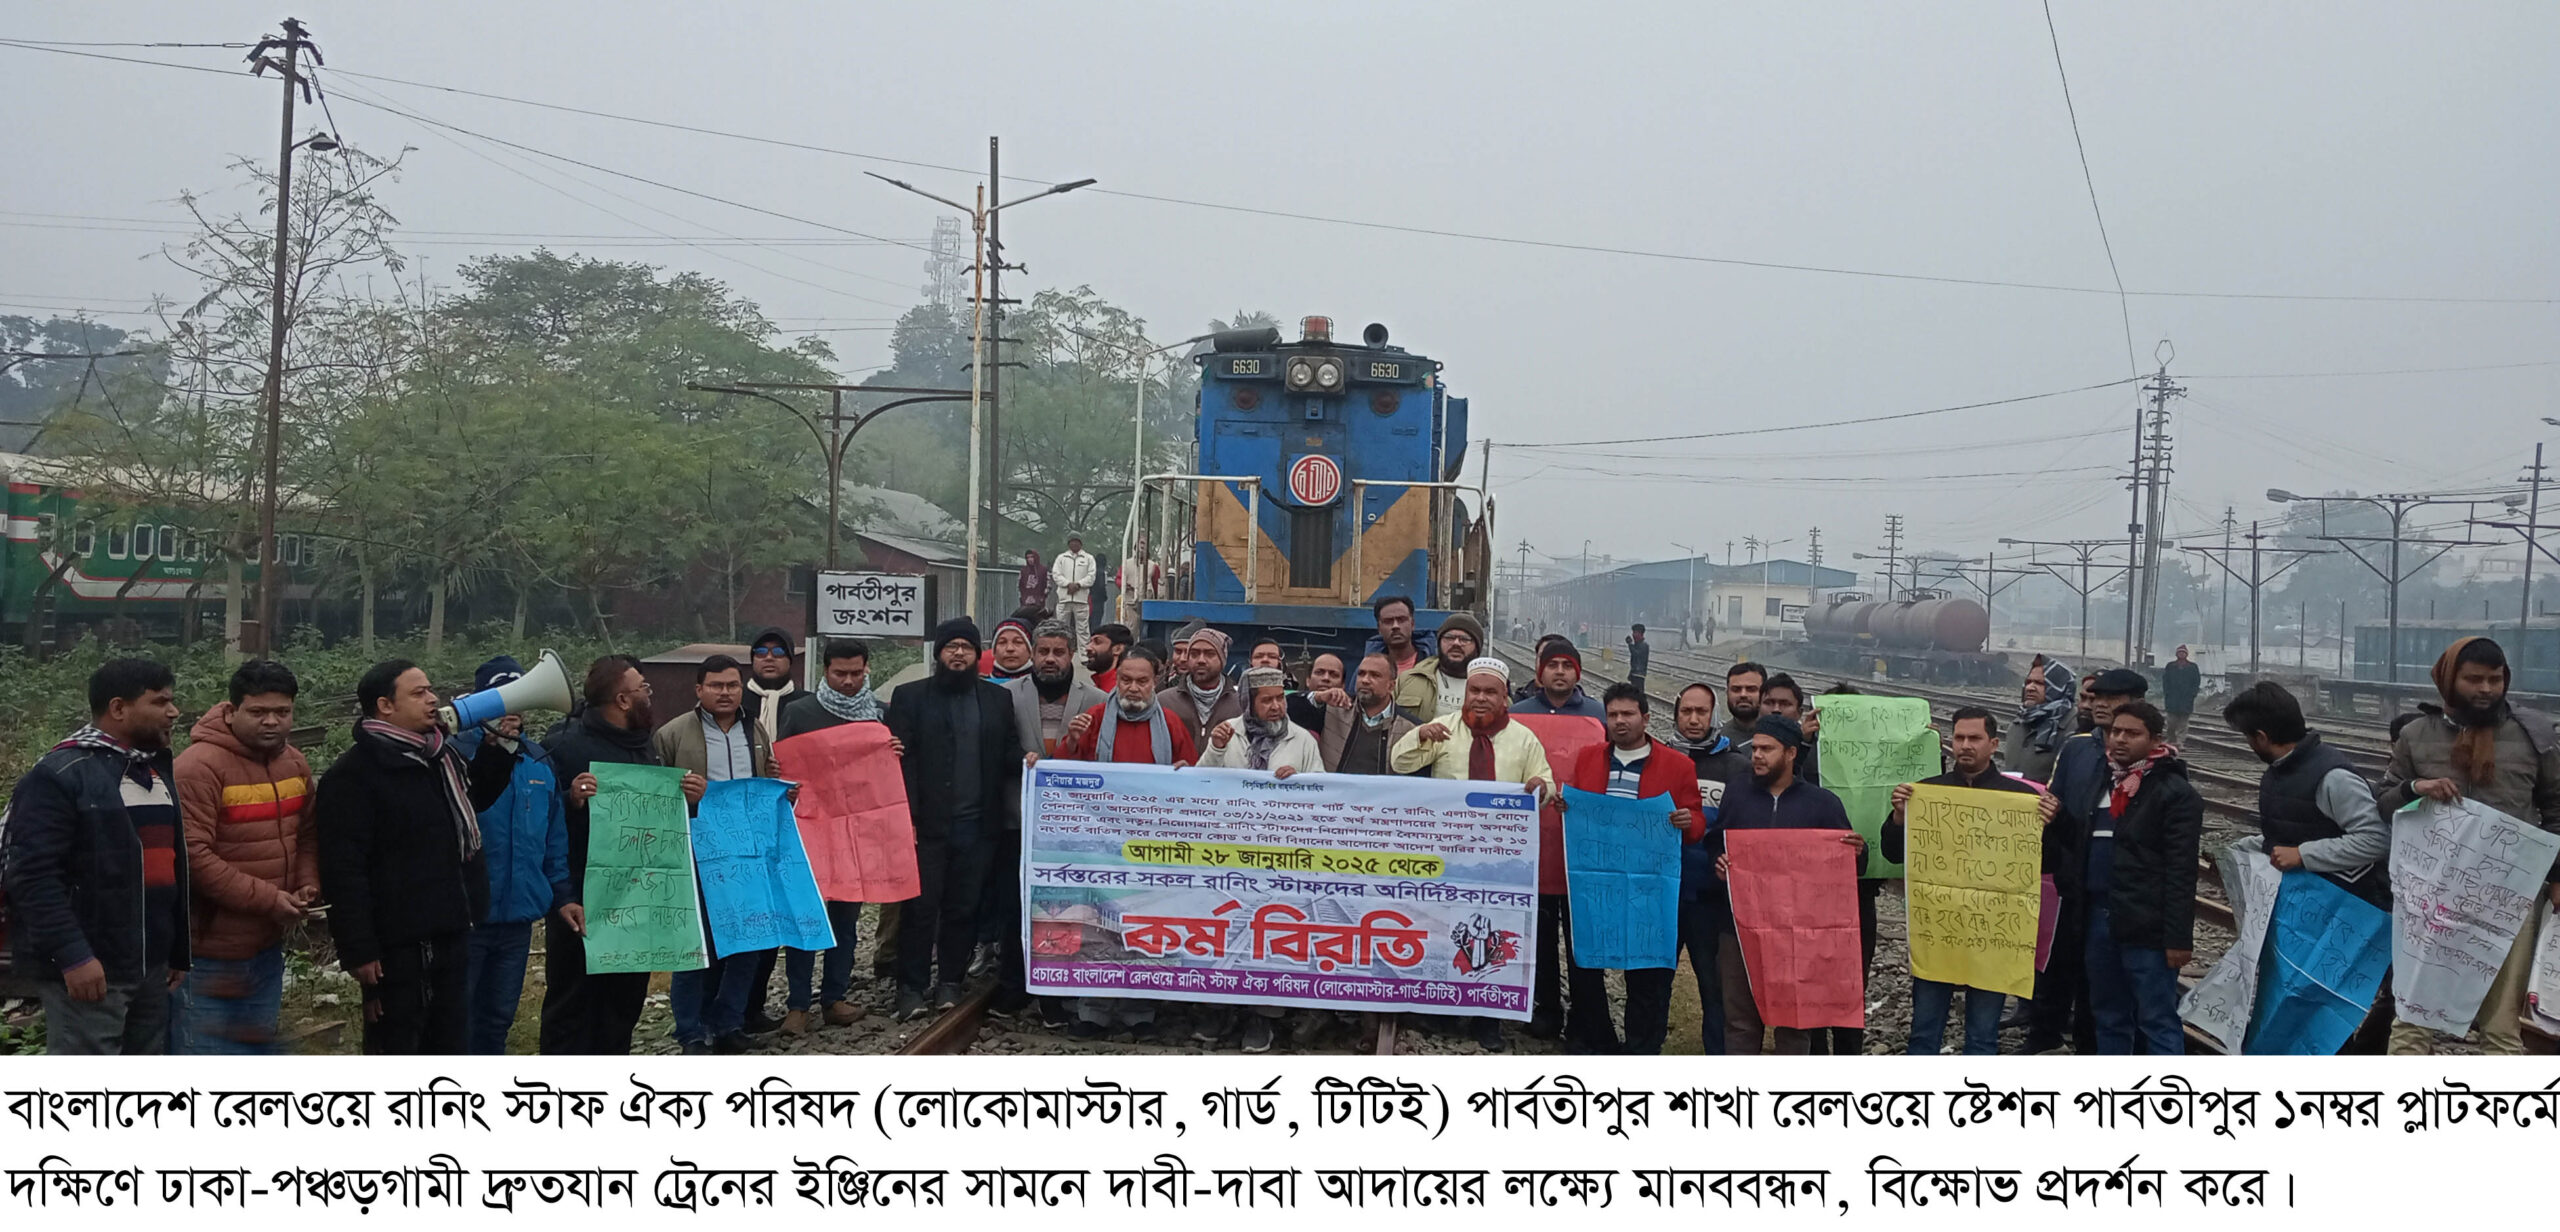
[2389,797,2560,1035]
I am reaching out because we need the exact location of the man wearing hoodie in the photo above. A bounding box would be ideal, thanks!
[450,656,573,1056]
[1665,681,1747,1053]
[884,619,1024,1021]
[171,659,314,1055]
[1163,624,1243,748]
[317,659,522,1055]
[2378,636,2560,1054]
[775,640,897,1035]
[537,656,698,1055]
[1393,612,1483,722]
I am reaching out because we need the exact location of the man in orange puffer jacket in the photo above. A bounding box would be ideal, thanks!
[171,659,315,1054]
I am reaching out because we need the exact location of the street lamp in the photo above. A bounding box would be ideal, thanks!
[865,167,1094,623]
[1103,329,1215,624]
[687,381,969,570]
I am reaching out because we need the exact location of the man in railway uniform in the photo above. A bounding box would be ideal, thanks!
[1884,707,2057,1055]
[1513,638,1604,719]
[1713,713,1861,1055]
[1054,646,1196,1039]
[2378,636,2560,1055]
[1667,682,1748,1052]
[172,659,314,1055]
[1723,662,1769,744]
[2075,701,2202,1056]
[1392,656,1556,1051]
[1560,683,1704,1054]
[1053,534,1099,645]
[1163,624,1242,749]
[884,619,1024,1023]
[6,659,190,1054]
[1393,611,1484,722]
[2025,666,2148,1055]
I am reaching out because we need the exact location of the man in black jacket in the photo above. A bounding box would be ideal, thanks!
[4,659,189,1054]
[315,659,520,1055]
[2074,700,2202,1055]
[1884,707,2061,1055]
[537,656,701,1054]
[1665,681,1746,1054]
[884,618,1023,1021]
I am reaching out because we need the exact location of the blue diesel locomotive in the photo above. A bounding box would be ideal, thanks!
[1132,316,1492,658]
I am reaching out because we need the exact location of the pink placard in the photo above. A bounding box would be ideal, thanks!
[1514,714,1605,894]
[771,722,921,903]
[1726,827,1867,1030]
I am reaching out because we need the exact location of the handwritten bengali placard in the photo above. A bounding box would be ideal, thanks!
[581,762,707,975]
[692,777,835,956]
[1022,761,1541,1018]
[1902,784,2042,999]
[2389,797,2560,1034]
[1813,696,1937,878]
[1558,786,1680,970]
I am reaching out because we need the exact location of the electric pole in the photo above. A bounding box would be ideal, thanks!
[2182,522,2329,678]
[2217,505,2235,665]
[2132,345,2182,664]
[1806,526,1823,568]
[2000,537,2128,661]
[247,18,320,654]
[1877,515,1904,600]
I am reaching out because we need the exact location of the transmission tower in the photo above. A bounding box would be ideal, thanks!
[923,216,967,314]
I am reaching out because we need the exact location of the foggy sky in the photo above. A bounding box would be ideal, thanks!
[6,2,2554,584]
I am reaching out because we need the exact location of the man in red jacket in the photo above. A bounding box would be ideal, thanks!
[1562,682,1703,1054]
[172,659,314,1054]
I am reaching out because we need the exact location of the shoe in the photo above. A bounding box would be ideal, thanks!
[1191,1016,1228,1044]
[679,1039,713,1056]
[1126,1020,1159,1041]
[1069,1019,1106,1040]
[932,983,962,1011]
[780,1010,811,1038]
[824,1001,865,1027]
[988,988,1031,1020]
[894,990,932,1021]
[1240,1018,1275,1054]
[968,943,996,978]
[713,1032,753,1055]
[742,1010,785,1036]
[1474,1019,1508,1052]
[1038,998,1074,1030]
[1527,1008,1563,1040]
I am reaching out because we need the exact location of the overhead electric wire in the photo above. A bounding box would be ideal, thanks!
[5,38,2552,308]
[1497,377,2140,448]
[2040,0,2140,377]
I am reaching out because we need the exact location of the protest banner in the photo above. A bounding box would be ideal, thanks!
[1558,786,1679,970]
[1901,784,2041,998]
[1726,828,1866,1029]
[2249,871,2392,1055]
[2389,797,2560,1034]
[772,720,922,903]
[692,778,836,955]
[581,763,707,975]
[1020,761,1541,1018]
[2180,843,2283,1054]
[2530,903,2560,1037]
[1514,714,1603,893]
[1811,695,1936,878]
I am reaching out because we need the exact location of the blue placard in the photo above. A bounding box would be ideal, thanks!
[2247,871,2392,1055]
[692,778,835,956]
[1558,786,1682,970]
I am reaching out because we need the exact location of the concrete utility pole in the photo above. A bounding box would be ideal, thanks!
[1806,525,1823,567]
[2130,344,2182,664]
[1876,515,1903,599]
[2002,537,2130,661]
[2181,522,2328,678]
[247,18,321,654]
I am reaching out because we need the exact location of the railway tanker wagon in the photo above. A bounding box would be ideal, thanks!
[1136,317,1491,660]
[1802,591,2006,685]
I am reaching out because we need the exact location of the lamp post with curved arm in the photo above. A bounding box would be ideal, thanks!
[687,381,971,570]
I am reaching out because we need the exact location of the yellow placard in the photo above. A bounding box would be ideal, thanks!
[1120,840,1443,879]
[1902,783,2043,999]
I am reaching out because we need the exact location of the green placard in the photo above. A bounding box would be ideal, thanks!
[580,762,707,973]
[1814,695,1939,878]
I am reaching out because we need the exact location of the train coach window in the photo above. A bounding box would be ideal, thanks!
[107,526,129,559]
[73,523,94,557]
[157,525,178,559]
[1288,507,1334,589]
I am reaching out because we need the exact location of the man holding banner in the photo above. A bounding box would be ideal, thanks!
[1885,707,2058,1055]
[1560,683,1703,1055]
[652,654,776,1055]
[1666,681,1748,1053]
[1053,645,1194,1038]
[1715,713,1862,1055]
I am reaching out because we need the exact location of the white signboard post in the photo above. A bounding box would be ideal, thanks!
[812,571,931,640]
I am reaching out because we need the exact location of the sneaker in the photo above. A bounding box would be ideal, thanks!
[823,1001,865,1027]
[713,1032,753,1055]
[968,943,996,978]
[932,983,962,1011]
[1240,1017,1275,1054]
[679,1039,713,1056]
[1191,1016,1229,1044]
[988,988,1031,1020]
[780,1010,811,1038]
[1474,1019,1508,1052]
[1069,1019,1106,1040]
[894,989,932,1021]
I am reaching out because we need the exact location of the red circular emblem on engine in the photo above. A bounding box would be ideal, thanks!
[1288,454,1343,506]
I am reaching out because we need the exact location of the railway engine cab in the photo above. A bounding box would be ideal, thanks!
[1135,316,1490,657]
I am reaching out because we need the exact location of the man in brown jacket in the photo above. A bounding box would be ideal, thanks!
[171,659,315,1054]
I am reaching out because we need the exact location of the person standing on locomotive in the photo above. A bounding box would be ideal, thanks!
[1053,534,1099,645]
[1394,612,1483,723]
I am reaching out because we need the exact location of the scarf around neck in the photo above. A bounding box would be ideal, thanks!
[1244,717,1285,770]
[1096,697,1174,764]
[1184,674,1228,711]
[358,718,482,860]
[2107,743,2174,816]
[57,723,158,788]
[815,679,883,723]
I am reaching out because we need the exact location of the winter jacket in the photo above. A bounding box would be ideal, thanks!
[2078,756,2204,951]
[2379,705,2560,882]
[1513,689,1606,720]
[1319,702,1417,774]
[2249,732,2389,907]
[541,708,662,897]
[1163,682,1246,750]
[314,728,516,970]
[1566,738,1707,842]
[2161,660,2203,714]
[3,742,190,986]
[1198,717,1327,776]
[453,727,571,926]
[1389,715,1555,788]
[651,708,776,781]
[173,704,315,960]
[1670,735,1749,904]
[1005,675,1109,759]
[885,676,1024,832]
[1393,660,1478,723]
[1361,629,1438,675]
[1880,764,2052,870]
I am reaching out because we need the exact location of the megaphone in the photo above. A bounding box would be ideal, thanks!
[439,649,577,731]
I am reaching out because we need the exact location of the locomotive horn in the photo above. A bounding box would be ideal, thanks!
[1362,322,1389,347]
[438,649,575,731]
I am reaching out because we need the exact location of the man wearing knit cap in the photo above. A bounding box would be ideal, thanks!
[981,616,1036,683]
[448,657,572,1055]
[1392,656,1556,1052]
[1393,612,1484,723]
[1514,638,1605,719]
[2378,636,2560,1054]
[1712,711,1861,1054]
[1164,624,1243,749]
[883,619,1023,1022]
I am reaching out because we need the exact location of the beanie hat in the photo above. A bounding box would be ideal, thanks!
[474,655,526,692]
[1437,612,1486,650]
[933,617,983,655]
[1754,713,1805,748]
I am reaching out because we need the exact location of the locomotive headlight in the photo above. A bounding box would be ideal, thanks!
[1315,359,1343,390]
[1288,359,1315,387]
